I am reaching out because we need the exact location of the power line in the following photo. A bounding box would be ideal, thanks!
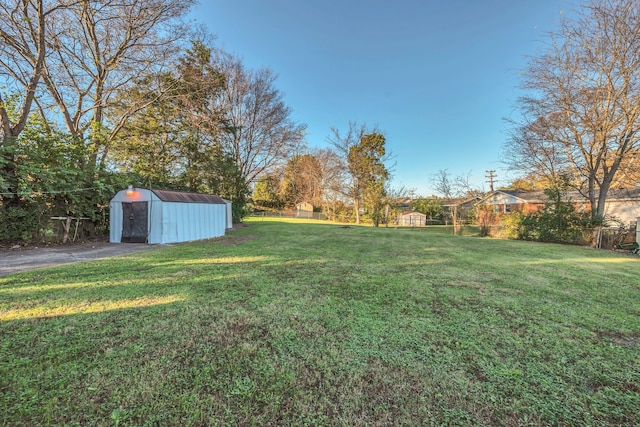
[0,187,102,197]
[485,170,497,192]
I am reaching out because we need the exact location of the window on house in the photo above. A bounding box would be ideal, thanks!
[504,204,511,213]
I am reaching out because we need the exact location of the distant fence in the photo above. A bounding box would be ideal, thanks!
[250,210,328,220]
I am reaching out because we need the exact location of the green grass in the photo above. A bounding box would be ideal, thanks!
[1,218,639,426]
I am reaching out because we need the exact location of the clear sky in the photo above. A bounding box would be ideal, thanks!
[192,0,576,196]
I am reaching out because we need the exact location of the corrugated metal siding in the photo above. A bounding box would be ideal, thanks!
[156,201,225,244]
[109,201,123,243]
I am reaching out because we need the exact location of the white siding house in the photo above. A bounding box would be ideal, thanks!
[110,188,227,244]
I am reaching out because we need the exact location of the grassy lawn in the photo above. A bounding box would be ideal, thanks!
[1,218,639,426]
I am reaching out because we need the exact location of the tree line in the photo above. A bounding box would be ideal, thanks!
[263,0,640,239]
[3,0,640,245]
[252,122,394,227]
[0,1,395,243]
[0,0,309,242]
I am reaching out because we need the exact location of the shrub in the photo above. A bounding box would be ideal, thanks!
[0,203,45,242]
[500,187,602,245]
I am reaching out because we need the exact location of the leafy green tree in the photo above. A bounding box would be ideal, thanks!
[113,39,227,188]
[363,179,387,227]
[348,133,389,226]
[252,175,284,210]
[0,106,128,242]
[504,182,602,245]
[411,197,444,223]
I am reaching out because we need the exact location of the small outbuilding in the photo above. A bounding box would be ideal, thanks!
[296,202,314,218]
[110,188,228,244]
[398,211,426,227]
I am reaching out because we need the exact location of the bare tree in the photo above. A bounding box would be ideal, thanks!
[213,50,307,184]
[314,147,345,219]
[383,184,412,227]
[432,169,484,233]
[37,0,195,169]
[0,0,62,141]
[505,0,640,219]
[433,169,454,200]
[280,152,328,208]
[0,0,75,205]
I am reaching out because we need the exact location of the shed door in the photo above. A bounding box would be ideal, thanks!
[121,202,148,243]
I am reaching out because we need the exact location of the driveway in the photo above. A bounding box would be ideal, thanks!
[0,242,162,276]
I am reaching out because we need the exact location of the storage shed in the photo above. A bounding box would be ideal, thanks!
[296,202,314,218]
[398,211,426,227]
[110,188,228,244]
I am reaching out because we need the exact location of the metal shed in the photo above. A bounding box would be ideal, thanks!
[398,211,426,227]
[109,188,228,244]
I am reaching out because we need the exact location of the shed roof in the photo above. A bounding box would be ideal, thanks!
[402,211,426,217]
[151,189,227,204]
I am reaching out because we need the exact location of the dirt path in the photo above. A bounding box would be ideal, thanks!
[0,242,162,276]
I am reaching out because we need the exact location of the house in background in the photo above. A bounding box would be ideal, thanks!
[479,190,548,214]
[480,188,640,225]
[601,188,640,225]
[442,196,481,223]
[110,188,228,244]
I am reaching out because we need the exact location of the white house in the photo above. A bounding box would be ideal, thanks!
[109,188,228,244]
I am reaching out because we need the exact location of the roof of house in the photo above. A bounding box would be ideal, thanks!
[151,189,227,204]
[485,188,640,204]
[441,196,481,207]
[607,187,640,200]
[494,190,548,203]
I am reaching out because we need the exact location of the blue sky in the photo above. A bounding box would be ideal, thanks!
[192,0,575,196]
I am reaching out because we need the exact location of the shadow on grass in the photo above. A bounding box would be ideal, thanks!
[1,219,639,426]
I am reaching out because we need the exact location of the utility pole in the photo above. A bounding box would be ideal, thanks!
[485,170,496,192]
